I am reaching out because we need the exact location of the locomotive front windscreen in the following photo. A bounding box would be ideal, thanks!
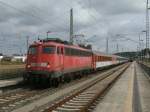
[42,46,56,54]
[28,46,37,55]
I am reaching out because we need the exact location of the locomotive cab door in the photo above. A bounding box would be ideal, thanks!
[60,47,64,71]
[57,46,64,72]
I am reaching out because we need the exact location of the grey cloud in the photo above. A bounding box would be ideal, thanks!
[0,0,147,54]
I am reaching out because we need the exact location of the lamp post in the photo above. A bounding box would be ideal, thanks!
[142,30,146,48]
[138,33,145,60]
[140,39,144,60]
[141,30,147,60]
[139,33,144,60]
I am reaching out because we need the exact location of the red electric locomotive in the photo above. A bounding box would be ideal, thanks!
[24,38,128,86]
[25,38,93,86]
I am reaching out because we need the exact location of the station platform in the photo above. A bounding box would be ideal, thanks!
[0,77,22,88]
[135,62,150,112]
[93,62,150,112]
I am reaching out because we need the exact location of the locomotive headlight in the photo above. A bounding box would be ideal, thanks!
[27,64,31,68]
[47,64,50,68]
[47,62,50,68]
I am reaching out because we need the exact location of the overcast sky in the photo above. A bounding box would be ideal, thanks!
[0,0,147,55]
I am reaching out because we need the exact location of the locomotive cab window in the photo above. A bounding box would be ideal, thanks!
[43,46,56,54]
[57,47,63,54]
[28,46,37,55]
[57,47,61,54]
[61,48,63,54]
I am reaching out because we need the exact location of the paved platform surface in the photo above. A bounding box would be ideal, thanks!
[136,63,150,112]
[93,62,135,112]
[0,77,22,88]
[94,62,150,112]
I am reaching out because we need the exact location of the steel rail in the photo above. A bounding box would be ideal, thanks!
[43,63,130,112]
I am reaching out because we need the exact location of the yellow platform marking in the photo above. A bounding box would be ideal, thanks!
[124,62,135,112]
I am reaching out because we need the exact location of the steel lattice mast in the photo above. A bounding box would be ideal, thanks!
[146,0,149,56]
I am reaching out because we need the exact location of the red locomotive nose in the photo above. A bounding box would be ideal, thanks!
[26,44,56,72]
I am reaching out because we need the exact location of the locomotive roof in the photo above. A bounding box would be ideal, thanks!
[31,39,92,52]
[31,38,128,59]
[93,51,128,59]
[93,51,114,57]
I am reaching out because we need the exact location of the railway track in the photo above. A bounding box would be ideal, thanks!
[42,63,130,112]
[0,88,41,111]
[0,63,129,112]
[0,82,70,112]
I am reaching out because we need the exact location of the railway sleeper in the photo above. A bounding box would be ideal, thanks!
[73,97,92,101]
[61,104,84,109]
[69,99,90,103]
[66,102,87,106]
[56,107,80,111]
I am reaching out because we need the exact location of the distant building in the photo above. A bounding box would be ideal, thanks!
[0,53,3,61]
[11,54,26,62]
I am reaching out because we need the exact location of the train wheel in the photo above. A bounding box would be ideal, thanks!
[82,71,87,76]
[73,74,77,80]
[65,76,71,83]
[41,79,49,87]
[51,78,59,87]
[78,71,82,79]
[29,77,34,85]
[86,70,90,75]
[23,77,29,84]
[48,79,52,87]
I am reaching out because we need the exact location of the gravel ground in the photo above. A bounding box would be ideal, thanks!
[12,64,124,112]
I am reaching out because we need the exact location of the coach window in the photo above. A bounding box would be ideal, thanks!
[65,47,70,55]
[43,46,56,54]
[70,48,73,56]
[72,49,75,55]
[74,49,77,56]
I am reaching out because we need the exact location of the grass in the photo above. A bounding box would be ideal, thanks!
[0,62,25,80]
[0,61,24,65]
[0,64,25,70]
